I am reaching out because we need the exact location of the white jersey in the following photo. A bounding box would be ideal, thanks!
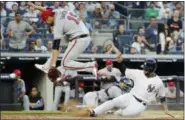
[98,67,122,89]
[125,69,166,104]
[53,9,89,40]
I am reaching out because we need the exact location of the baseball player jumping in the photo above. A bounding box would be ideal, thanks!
[27,2,98,78]
[85,58,174,117]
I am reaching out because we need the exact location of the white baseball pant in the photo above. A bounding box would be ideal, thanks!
[52,85,70,111]
[43,37,95,72]
[83,92,99,107]
[93,93,147,116]
[83,86,123,107]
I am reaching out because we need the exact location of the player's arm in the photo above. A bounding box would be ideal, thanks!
[50,19,64,68]
[158,82,175,118]
[50,39,60,67]
[116,54,127,76]
[27,2,46,12]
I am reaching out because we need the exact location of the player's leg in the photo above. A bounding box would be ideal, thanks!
[61,37,97,77]
[114,94,147,116]
[52,86,63,111]
[22,95,30,111]
[83,92,98,107]
[109,86,123,98]
[35,46,63,73]
[91,93,130,116]
[62,86,71,105]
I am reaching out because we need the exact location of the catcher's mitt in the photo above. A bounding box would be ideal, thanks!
[47,67,61,82]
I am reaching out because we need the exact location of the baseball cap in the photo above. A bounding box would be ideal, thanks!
[13,69,21,76]
[168,81,175,87]
[106,59,113,65]
[79,82,84,88]
[40,8,54,22]
[95,3,101,9]
[109,4,115,10]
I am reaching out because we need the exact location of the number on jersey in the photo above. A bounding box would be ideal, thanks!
[67,12,81,24]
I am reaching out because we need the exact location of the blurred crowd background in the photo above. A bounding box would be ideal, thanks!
[0,1,184,55]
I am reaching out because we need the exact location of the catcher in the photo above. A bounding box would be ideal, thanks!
[83,77,134,107]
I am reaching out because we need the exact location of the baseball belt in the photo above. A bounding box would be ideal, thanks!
[133,95,147,106]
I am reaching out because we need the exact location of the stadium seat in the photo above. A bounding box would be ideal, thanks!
[46,33,54,39]
[30,34,40,40]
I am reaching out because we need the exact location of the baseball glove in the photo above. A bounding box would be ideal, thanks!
[47,67,61,82]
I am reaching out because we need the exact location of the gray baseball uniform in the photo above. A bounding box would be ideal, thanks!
[36,9,96,75]
[52,66,77,111]
[98,67,122,89]
[83,85,124,107]
[14,79,30,111]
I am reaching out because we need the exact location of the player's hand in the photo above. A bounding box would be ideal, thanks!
[164,111,175,118]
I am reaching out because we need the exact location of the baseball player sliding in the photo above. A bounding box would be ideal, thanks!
[85,58,174,118]
[27,2,98,79]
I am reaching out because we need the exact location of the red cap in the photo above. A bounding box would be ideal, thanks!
[40,8,54,22]
[79,82,84,88]
[13,69,21,76]
[106,59,113,65]
[168,81,175,87]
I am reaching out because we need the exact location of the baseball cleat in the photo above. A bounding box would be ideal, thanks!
[87,109,96,117]
[35,64,49,73]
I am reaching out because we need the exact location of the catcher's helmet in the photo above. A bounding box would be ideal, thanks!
[142,58,157,72]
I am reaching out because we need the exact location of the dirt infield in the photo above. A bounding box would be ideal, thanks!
[1,110,184,120]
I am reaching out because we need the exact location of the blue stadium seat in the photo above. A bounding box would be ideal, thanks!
[30,34,40,40]
[46,33,54,39]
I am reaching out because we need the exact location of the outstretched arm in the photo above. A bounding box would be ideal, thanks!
[160,98,175,118]
[116,54,127,76]
[27,2,46,12]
